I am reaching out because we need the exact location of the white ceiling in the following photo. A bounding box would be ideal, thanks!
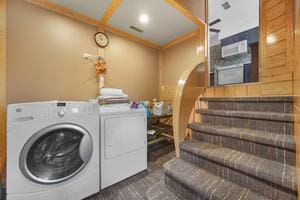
[209,0,259,40]
[48,0,199,46]
[108,0,198,45]
[48,0,112,20]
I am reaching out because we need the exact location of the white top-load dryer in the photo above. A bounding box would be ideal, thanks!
[7,101,99,200]
[99,104,147,189]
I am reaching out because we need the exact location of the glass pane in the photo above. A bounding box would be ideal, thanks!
[26,128,84,182]
[208,0,260,86]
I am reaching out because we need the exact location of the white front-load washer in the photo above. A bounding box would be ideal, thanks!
[99,104,147,189]
[7,101,99,200]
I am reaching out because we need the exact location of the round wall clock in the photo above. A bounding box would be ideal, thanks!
[94,32,109,48]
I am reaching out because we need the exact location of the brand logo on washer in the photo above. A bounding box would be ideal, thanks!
[16,108,22,112]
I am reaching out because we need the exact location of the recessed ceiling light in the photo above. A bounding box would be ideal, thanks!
[139,14,149,23]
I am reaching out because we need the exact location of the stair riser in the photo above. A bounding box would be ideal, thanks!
[192,131,295,165]
[165,173,268,200]
[180,150,297,200]
[202,115,293,135]
[165,175,200,200]
[207,101,293,114]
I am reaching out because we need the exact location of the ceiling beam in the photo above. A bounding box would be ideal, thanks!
[26,0,98,26]
[165,0,205,26]
[104,25,160,49]
[161,29,197,50]
[99,0,122,26]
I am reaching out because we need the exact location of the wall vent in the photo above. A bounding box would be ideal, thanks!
[222,2,231,10]
[130,26,144,33]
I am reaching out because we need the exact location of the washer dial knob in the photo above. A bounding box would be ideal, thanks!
[58,110,65,117]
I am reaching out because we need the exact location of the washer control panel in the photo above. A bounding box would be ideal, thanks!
[49,101,98,118]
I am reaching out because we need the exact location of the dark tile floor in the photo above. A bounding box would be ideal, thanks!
[86,145,175,200]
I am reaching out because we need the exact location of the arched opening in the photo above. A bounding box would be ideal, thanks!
[173,62,206,156]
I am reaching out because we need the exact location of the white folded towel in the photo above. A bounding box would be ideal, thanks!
[96,95,128,101]
[100,88,124,97]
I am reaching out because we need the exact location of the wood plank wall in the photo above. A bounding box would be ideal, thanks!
[294,0,300,198]
[0,0,6,179]
[260,0,294,95]
[203,83,262,97]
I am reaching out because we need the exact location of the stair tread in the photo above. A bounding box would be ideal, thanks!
[164,158,269,200]
[146,181,181,200]
[188,122,295,151]
[197,109,294,122]
[200,96,293,102]
[180,140,297,192]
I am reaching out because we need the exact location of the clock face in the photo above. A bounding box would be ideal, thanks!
[94,32,109,48]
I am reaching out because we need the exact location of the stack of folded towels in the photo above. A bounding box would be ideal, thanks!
[97,88,129,105]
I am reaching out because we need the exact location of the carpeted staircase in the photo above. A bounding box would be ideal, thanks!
[147,96,297,200]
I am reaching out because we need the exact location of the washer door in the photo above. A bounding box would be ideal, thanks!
[19,124,93,184]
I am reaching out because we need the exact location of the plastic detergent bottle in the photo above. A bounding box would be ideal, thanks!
[141,101,152,118]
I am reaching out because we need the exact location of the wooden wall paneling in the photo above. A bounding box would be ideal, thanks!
[265,40,287,57]
[224,86,236,97]
[286,0,295,73]
[204,87,215,97]
[197,25,206,63]
[267,14,286,33]
[160,85,176,101]
[233,85,248,96]
[246,83,262,96]
[266,0,285,10]
[260,0,294,95]
[213,87,225,97]
[266,0,286,21]
[197,23,207,87]
[261,64,293,76]
[293,0,300,199]
[261,72,293,83]
[265,53,286,69]
[0,0,5,180]
[159,50,163,99]
[261,80,293,95]
[202,83,263,98]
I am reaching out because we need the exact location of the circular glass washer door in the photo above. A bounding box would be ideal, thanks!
[19,124,93,184]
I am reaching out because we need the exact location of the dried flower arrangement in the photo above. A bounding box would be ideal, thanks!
[94,59,107,75]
